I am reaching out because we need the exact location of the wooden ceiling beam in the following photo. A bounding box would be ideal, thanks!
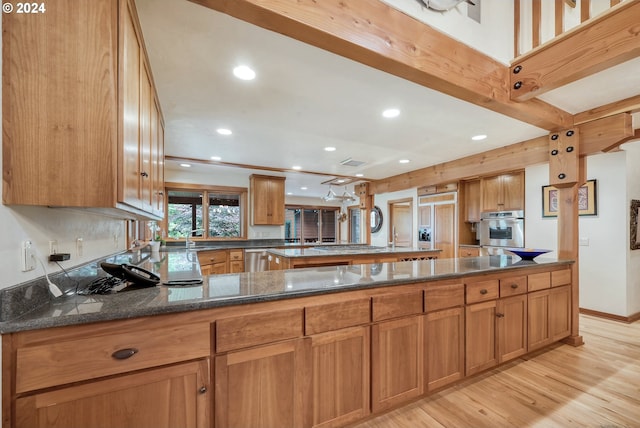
[510,0,640,101]
[573,94,640,125]
[369,113,633,194]
[189,0,572,131]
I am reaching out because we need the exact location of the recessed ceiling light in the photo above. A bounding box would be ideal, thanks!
[324,146,336,152]
[180,163,191,168]
[292,166,302,170]
[217,128,232,135]
[287,192,293,196]
[337,179,345,183]
[301,187,308,190]
[382,108,400,118]
[472,134,487,141]
[355,173,364,177]
[233,65,256,80]
[399,159,410,164]
[210,156,221,161]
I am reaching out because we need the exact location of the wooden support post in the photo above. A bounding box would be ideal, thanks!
[549,129,584,346]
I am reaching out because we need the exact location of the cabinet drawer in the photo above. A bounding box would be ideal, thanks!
[424,283,464,312]
[466,280,499,304]
[551,269,571,287]
[528,272,551,291]
[15,322,210,393]
[458,247,480,258]
[305,298,370,334]
[372,290,423,321]
[499,276,527,297]
[216,308,303,353]
[198,250,228,265]
[229,250,243,261]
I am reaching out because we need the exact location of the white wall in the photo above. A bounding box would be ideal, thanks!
[623,140,640,315]
[371,188,419,248]
[525,151,630,316]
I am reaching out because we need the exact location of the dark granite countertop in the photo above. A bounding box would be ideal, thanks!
[266,246,441,258]
[0,250,573,334]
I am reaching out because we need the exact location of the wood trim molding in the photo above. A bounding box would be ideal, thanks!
[189,0,571,131]
[555,0,564,36]
[580,308,640,324]
[510,0,640,101]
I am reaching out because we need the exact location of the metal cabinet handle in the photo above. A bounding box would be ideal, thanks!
[511,284,519,289]
[199,386,207,394]
[111,348,139,360]
[480,289,488,295]
[140,171,149,177]
[496,313,505,318]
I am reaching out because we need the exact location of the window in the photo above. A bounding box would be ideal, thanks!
[348,206,361,243]
[285,206,339,243]
[165,183,247,240]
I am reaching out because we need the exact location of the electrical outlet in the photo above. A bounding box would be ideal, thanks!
[21,240,36,272]
[76,237,84,257]
[49,240,58,255]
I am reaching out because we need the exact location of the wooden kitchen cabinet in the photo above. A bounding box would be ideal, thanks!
[464,179,482,222]
[481,171,524,212]
[2,0,164,219]
[426,307,464,391]
[310,327,370,428]
[528,281,571,351]
[497,294,528,362]
[228,250,245,273]
[197,249,228,275]
[465,299,498,376]
[215,339,312,428]
[250,174,286,225]
[16,360,210,428]
[371,315,425,412]
[458,246,480,258]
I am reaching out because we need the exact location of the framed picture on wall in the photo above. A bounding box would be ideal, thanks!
[542,179,597,217]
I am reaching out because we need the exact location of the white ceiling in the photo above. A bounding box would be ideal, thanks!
[135,0,639,198]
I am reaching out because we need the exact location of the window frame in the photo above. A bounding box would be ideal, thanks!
[284,204,341,244]
[163,182,248,242]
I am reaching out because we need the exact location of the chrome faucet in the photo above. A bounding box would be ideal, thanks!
[185,228,205,248]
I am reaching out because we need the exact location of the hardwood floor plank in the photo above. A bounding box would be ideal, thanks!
[353,315,640,427]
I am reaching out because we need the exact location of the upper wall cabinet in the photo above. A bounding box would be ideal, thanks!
[2,0,164,220]
[481,171,524,213]
[250,175,285,225]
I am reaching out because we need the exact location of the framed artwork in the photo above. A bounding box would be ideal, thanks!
[631,200,640,250]
[542,179,597,217]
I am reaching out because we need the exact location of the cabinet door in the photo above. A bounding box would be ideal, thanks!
[152,96,165,217]
[549,285,571,342]
[311,327,370,428]
[120,0,142,209]
[497,295,527,363]
[481,175,502,212]
[465,179,481,222]
[465,300,497,376]
[501,171,524,210]
[215,339,311,428]
[16,360,210,428]
[426,307,464,391]
[528,290,551,351]
[371,315,424,413]
[434,203,456,259]
[229,260,244,273]
[251,176,285,225]
[269,177,286,224]
[139,60,154,213]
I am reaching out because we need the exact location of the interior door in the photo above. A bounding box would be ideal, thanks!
[390,201,412,247]
[434,203,455,258]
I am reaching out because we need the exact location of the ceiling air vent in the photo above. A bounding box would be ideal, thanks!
[340,158,366,167]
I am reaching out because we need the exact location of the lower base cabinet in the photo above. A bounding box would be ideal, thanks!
[497,294,528,362]
[371,315,425,413]
[214,339,311,428]
[426,307,465,391]
[16,360,210,428]
[311,327,370,428]
[528,285,571,351]
[465,300,498,376]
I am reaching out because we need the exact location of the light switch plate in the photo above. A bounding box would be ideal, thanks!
[579,237,589,246]
[21,240,36,272]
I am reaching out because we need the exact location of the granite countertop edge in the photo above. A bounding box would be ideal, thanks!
[0,258,574,334]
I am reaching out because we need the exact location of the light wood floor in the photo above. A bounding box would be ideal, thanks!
[353,315,640,428]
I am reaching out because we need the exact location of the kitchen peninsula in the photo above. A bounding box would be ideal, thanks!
[1,252,574,428]
[266,245,441,269]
